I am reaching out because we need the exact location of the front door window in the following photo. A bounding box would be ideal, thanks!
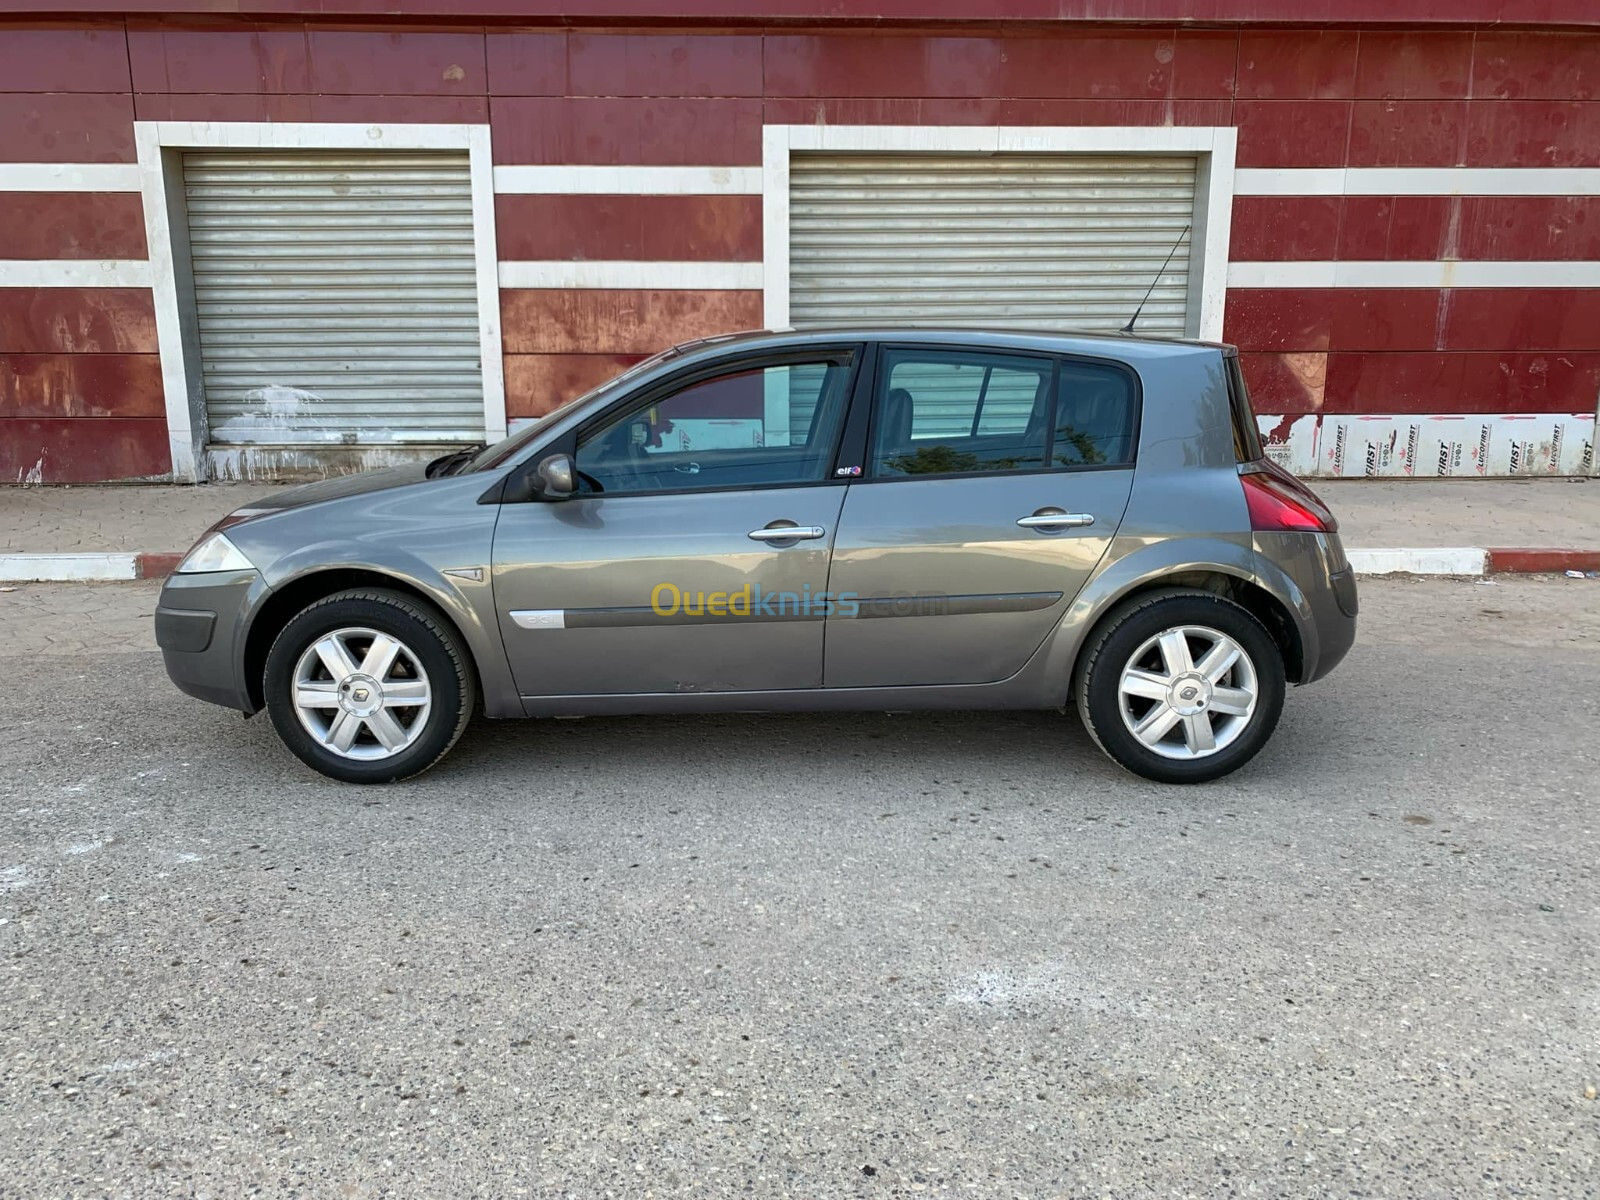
[576,359,853,494]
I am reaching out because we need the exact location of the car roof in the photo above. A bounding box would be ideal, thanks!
[670,325,1234,363]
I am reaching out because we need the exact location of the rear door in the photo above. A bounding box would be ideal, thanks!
[824,346,1138,688]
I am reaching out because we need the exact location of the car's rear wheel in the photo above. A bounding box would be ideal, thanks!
[1075,589,1285,784]
[263,589,475,783]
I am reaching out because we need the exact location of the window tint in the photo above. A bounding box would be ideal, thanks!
[576,360,850,494]
[869,349,1050,478]
[1053,361,1137,467]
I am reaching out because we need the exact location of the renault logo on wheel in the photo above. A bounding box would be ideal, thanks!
[1179,686,1199,701]
[353,688,369,702]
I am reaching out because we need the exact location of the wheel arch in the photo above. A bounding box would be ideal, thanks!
[1072,571,1305,692]
[1029,537,1313,705]
[243,567,490,715]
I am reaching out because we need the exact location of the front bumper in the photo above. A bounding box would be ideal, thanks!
[156,568,267,713]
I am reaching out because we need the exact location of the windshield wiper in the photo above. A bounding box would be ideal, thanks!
[426,443,485,479]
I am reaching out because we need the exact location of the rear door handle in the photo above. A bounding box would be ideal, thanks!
[748,524,826,542]
[1016,510,1095,530]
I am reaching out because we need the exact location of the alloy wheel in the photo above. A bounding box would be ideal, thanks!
[290,626,433,760]
[1116,624,1259,760]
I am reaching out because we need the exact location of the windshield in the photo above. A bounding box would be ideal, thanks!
[463,346,683,473]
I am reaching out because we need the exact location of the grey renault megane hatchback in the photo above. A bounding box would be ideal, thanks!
[156,328,1356,785]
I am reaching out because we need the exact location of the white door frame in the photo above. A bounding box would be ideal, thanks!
[762,124,1237,341]
[135,120,505,482]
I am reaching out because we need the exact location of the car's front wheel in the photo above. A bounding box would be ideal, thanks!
[263,589,476,783]
[1075,589,1286,784]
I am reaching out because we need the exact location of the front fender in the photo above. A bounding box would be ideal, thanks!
[248,544,520,720]
[1024,534,1316,705]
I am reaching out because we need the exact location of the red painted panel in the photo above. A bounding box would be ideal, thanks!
[127,27,312,94]
[1234,100,1351,167]
[485,32,567,96]
[496,194,761,262]
[0,26,132,93]
[1226,289,1442,353]
[1236,29,1357,100]
[0,93,135,162]
[1456,196,1600,260]
[0,353,164,419]
[1324,290,1445,353]
[0,288,159,354]
[491,97,763,165]
[1353,31,1472,99]
[1230,289,1600,356]
[133,92,489,124]
[1348,99,1467,167]
[997,98,1232,126]
[1473,32,1600,102]
[1440,289,1600,351]
[1238,351,1327,414]
[1324,350,1600,414]
[1335,195,1452,260]
[306,30,486,96]
[765,34,1000,99]
[1226,291,1329,354]
[765,96,1000,126]
[134,91,312,121]
[0,417,170,483]
[1172,29,1238,100]
[998,31,1172,100]
[504,353,645,418]
[501,288,762,354]
[0,193,148,260]
[1229,195,1342,261]
[7,1,1600,22]
[568,34,763,97]
[1466,101,1600,167]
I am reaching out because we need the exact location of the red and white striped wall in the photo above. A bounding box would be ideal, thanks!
[2,18,1599,482]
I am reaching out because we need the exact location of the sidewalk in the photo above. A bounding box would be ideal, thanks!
[0,476,1597,580]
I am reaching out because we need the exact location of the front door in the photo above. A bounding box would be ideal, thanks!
[492,352,857,698]
[825,347,1138,688]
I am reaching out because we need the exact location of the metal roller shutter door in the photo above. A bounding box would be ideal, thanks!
[789,153,1198,337]
[183,150,484,446]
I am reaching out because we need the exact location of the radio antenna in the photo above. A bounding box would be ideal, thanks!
[1121,224,1191,334]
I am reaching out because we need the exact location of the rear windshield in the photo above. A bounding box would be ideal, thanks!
[1225,354,1264,463]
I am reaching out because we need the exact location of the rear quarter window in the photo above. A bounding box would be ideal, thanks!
[1226,354,1265,462]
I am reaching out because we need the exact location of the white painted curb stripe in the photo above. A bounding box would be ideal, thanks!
[0,259,154,288]
[497,260,763,290]
[0,554,139,582]
[493,165,763,195]
[1228,260,1600,290]
[1346,548,1488,577]
[1235,167,1600,197]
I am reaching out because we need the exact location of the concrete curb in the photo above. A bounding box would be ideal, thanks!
[3,547,1599,583]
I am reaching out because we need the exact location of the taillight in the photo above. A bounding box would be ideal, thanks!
[1239,462,1337,533]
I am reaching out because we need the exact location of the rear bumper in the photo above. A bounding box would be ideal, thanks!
[1253,532,1358,685]
[156,569,267,713]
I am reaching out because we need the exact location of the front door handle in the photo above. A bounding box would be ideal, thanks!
[748,523,826,542]
[1017,509,1095,530]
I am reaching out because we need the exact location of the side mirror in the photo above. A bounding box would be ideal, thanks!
[533,452,576,501]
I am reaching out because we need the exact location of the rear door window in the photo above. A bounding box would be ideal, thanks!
[868,349,1051,477]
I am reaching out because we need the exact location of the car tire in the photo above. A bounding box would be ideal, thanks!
[1075,588,1286,785]
[263,589,477,784]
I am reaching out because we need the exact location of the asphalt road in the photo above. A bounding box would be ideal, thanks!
[1,577,1596,1198]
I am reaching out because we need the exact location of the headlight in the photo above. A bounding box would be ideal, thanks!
[175,531,256,574]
